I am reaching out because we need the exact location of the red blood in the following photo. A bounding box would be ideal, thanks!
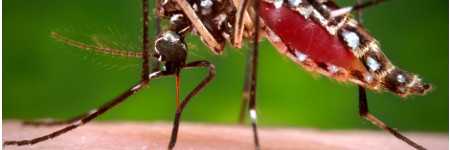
[260,2,365,71]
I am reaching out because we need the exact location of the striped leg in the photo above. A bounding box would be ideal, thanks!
[3,72,163,146]
[168,60,216,150]
[239,0,260,150]
[21,0,155,127]
[248,0,260,150]
[3,0,159,145]
[22,113,91,127]
[237,0,261,147]
[358,86,426,150]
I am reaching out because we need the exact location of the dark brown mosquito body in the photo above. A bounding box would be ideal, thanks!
[5,0,430,150]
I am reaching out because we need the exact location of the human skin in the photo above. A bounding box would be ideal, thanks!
[3,121,448,150]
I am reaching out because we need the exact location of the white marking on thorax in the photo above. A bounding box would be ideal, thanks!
[213,13,227,29]
[192,3,199,12]
[162,31,180,43]
[170,14,184,24]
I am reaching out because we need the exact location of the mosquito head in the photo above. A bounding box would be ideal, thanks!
[382,68,431,97]
[154,31,187,74]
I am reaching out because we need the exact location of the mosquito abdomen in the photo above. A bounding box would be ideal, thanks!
[259,0,431,96]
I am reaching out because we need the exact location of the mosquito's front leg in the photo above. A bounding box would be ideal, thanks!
[3,72,164,146]
[21,0,157,127]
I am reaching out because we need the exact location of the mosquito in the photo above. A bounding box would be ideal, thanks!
[4,0,432,150]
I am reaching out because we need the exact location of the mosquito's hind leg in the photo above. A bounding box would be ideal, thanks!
[356,0,364,23]
[357,86,426,150]
[167,60,216,150]
[329,0,387,18]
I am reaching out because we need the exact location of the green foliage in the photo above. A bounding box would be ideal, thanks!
[4,0,448,132]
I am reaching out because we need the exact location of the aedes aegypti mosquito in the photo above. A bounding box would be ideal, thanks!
[4,0,432,149]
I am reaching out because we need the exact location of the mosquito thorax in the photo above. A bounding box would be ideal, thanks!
[154,31,187,74]
[159,0,237,53]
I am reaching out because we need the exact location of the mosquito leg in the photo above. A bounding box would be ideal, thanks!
[22,113,90,127]
[3,72,164,146]
[357,86,426,150]
[167,60,216,150]
[232,0,252,48]
[356,0,364,23]
[248,0,261,149]
[142,0,151,81]
[352,0,387,12]
[22,0,153,127]
[329,0,387,18]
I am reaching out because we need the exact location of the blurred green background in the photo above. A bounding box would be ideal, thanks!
[4,0,448,133]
